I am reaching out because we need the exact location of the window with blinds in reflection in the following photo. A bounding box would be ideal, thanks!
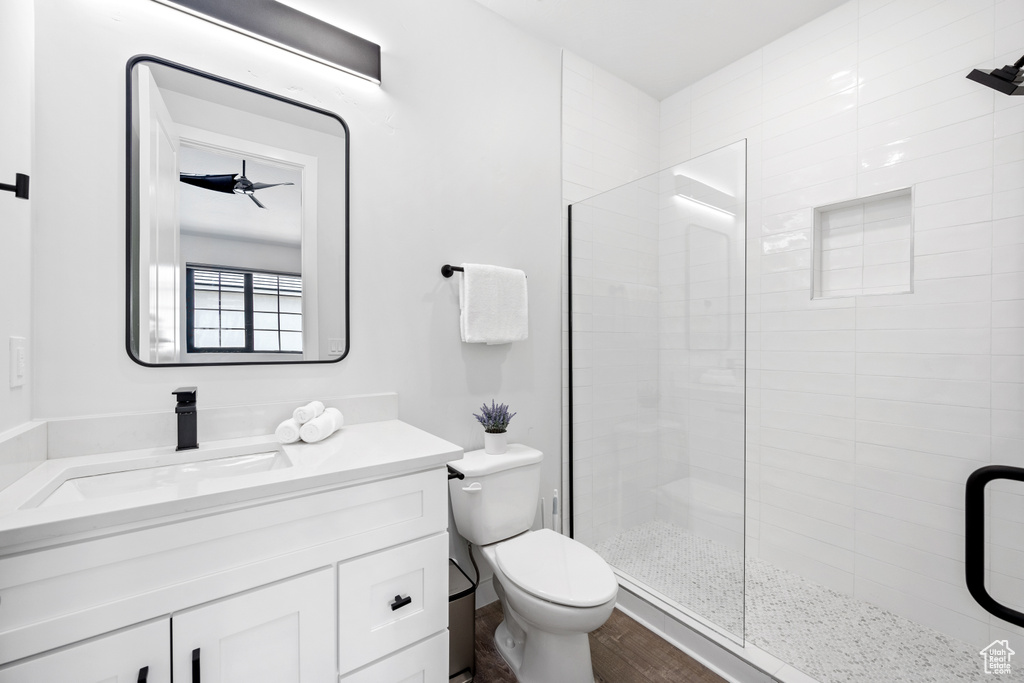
[186,266,303,354]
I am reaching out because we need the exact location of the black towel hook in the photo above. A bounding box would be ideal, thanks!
[441,264,464,278]
[0,173,29,200]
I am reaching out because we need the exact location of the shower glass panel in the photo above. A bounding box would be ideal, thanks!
[569,140,746,642]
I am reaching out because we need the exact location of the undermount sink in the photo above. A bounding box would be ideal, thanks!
[22,444,292,509]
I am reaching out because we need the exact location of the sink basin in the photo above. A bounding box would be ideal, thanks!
[21,443,292,509]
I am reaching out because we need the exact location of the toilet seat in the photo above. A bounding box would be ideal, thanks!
[494,529,617,608]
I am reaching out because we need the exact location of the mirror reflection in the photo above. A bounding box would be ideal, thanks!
[127,57,349,365]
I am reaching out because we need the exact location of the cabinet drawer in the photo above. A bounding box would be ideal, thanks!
[340,632,448,683]
[337,533,448,674]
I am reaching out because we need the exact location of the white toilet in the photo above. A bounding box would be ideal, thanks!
[448,444,618,683]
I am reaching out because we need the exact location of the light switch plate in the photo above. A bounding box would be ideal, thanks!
[9,337,26,388]
[328,338,345,356]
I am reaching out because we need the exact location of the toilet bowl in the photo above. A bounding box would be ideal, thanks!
[482,529,617,683]
[448,445,618,683]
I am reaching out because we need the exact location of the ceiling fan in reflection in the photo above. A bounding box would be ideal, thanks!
[179,160,293,209]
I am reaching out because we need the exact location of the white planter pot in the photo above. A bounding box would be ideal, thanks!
[484,432,508,455]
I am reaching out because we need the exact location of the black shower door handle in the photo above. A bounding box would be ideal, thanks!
[965,465,1024,627]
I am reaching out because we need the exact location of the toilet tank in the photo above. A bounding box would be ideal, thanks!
[448,444,542,546]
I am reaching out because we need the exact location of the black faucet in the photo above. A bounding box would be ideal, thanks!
[172,387,198,451]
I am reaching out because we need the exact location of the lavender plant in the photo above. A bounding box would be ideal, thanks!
[473,400,517,433]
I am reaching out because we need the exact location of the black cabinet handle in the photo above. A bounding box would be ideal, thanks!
[137,666,149,683]
[192,647,201,683]
[391,594,412,611]
[966,465,1024,627]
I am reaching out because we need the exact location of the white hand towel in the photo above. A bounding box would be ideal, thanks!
[299,408,344,443]
[293,400,325,424]
[458,264,528,344]
[275,418,302,444]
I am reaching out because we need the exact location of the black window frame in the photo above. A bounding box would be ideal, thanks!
[186,264,303,355]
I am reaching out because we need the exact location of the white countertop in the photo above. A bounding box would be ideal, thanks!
[0,419,462,552]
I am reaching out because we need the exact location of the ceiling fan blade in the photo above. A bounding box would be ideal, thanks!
[179,173,238,194]
[247,192,267,209]
[249,182,295,190]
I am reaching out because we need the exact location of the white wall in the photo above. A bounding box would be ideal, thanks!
[565,0,1024,654]
[0,0,34,435]
[179,234,301,275]
[28,0,562,566]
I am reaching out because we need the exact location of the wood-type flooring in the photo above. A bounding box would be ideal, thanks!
[472,600,728,683]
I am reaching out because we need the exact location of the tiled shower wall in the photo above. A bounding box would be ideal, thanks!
[565,0,1024,653]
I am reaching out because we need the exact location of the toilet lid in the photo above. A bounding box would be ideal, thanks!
[494,529,618,608]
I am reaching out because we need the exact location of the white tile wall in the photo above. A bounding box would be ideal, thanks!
[564,0,1024,662]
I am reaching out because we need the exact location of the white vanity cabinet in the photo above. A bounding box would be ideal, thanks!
[0,618,171,683]
[0,466,450,683]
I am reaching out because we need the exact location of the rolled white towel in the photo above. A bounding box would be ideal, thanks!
[275,418,302,444]
[293,400,325,424]
[299,408,344,444]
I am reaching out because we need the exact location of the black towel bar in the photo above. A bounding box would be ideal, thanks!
[441,264,526,279]
[0,173,29,200]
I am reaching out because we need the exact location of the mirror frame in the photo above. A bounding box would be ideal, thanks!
[125,55,350,367]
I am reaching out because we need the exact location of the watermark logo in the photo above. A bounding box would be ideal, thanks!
[981,640,1015,675]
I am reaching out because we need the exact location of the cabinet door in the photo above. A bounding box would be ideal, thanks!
[0,619,169,683]
[172,568,334,683]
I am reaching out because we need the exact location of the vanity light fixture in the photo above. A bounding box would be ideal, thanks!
[152,0,381,84]
[966,54,1024,96]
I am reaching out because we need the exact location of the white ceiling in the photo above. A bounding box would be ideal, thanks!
[472,0,849,99]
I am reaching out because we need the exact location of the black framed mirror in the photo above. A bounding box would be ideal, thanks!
[126,55,349,366]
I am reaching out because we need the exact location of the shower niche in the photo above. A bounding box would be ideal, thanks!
[811,187,913,299]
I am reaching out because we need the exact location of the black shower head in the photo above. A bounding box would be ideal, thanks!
[966,54,1024,95]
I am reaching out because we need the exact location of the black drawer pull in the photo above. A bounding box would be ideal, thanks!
[391,594,412,611]
[192,647,201,683]
[137,666,149,683]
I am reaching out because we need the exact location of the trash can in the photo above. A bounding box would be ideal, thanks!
[449,559,476,682]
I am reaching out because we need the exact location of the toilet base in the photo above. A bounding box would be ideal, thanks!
[493,618,597,683]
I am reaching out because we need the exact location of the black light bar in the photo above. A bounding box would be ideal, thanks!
[153,0,381,84]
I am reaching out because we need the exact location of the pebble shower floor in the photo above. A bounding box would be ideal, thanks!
[594,520,984,682]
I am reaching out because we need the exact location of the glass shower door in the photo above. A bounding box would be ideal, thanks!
[569,140,747,641]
